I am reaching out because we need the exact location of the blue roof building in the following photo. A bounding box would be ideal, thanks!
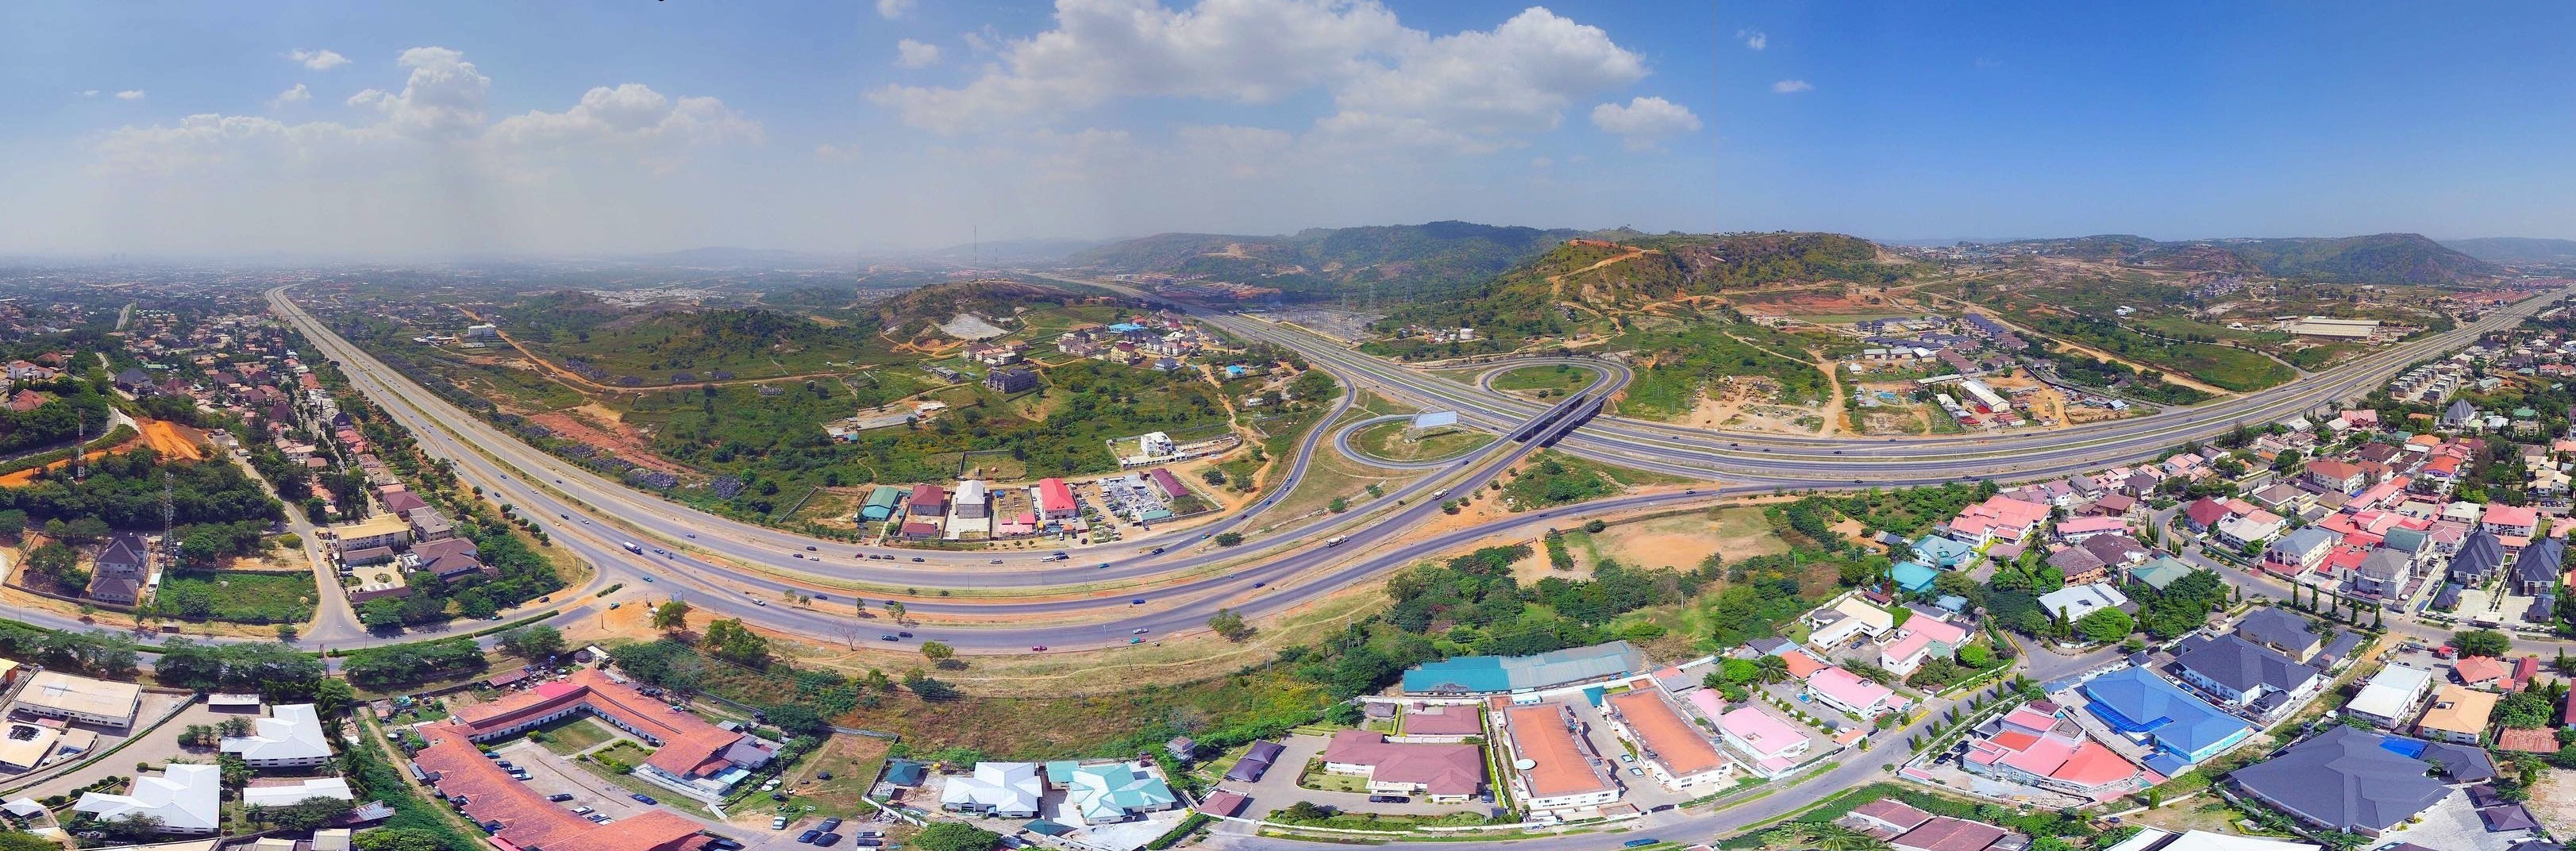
[2081,667,2253,776]
[1890,561,1939,594]
[1402,641,1645,695]
[1912,536,1976,569]
[1107,322,1146,333]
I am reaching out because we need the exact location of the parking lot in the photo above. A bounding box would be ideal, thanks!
[1219,734,1500,818]
[733,814,886,850]
[493,738,699,826]
[1555,698,1695,812]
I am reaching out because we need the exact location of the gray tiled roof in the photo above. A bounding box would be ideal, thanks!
[2175,633,2320,696]
[2228,726,2451,833]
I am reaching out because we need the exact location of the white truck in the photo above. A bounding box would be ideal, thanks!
[1323,535,1349,548]
[622,541,644,554]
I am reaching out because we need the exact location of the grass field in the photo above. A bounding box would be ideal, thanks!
[780,734,893,819]
[156,570,318,624]
[535,716,623,756]
[1488,364,1596,395]
[1351,421,1492,463]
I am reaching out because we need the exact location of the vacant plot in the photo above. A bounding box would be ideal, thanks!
[156,570,318,624]
[1587,508,1786,572]
[782,734,894,818]
[1488,364,1596,395]
[1351,421,1492,464]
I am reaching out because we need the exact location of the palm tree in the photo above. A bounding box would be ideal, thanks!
[1755,654,1790,683]
[1813,825,1895,851]
[1762,822,1826,850]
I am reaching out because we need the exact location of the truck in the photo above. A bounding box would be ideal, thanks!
[622,541,644,554]
[1323,535,1349,547]
[1045,552,1069,561]
[1430,487,1450,499]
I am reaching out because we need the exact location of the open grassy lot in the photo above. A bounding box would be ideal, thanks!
[778,734,893,819]
[1500,450,1688,510]
[534,716,623,756]
[1351,421,1492,463]
[1488,364,1596,395]
[155,570,318,624]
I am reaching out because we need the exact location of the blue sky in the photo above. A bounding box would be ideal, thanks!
[1,2,2568,257]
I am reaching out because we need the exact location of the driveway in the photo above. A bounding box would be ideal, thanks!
[1222,733,1492,818]
[1560,699,1688,812]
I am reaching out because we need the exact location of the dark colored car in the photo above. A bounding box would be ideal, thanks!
[1366,795,1410,803]
[798,829,821,843]
[818,818,843,833]
[547,793,575,802]
[630,793,658,805]
[815,834,842,847]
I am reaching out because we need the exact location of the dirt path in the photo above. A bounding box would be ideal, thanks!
[1815,350,1847,436]
[1546,245,1650,300]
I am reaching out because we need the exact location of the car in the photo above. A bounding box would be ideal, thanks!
[607,602,622,610]
[1131,598,1146,604]
[898,631,913,637]
[1098,562,1111,569]
[1031,645,1048,652]
[495,761,514,768]
[549,793,575,802]
[1129,637,1143,645]
[794,553,804,559]
[815,834,843,847]
[1628,766,1644,776]
[589,814,611,822]
[642,575,657,582]
[807,545,818,551]
[772,816,790,830]
[630,793,657,805]
[560,514,570,520]
[1648,803,1675,813]
[815,593,829,599]
[990,559,1003,564]
[757,599,768,606]
[572,807,594,815]
[1132,628,1149,634]
[798,830,822,843]
[1366,795,1410,803]
[1253,581,1267,588]
[708,841,745,850]
[818,818,842,832]
[911,556,926,562]
[687,533,697,538]
[880,634,899,641]
[1623,840,1660,848]
[540,595,551,603]
[1619,753,1634,763]
[1149,546,1165,554]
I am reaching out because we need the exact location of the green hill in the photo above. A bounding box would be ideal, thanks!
[864,279,1084,337]
[2006,233,2501,284]
[1070,221,1584,301]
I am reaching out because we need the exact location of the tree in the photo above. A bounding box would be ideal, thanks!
[914,822,1006,851]
[1754,653,1789,683]
[2455,628,2512,658]
[352,829,452,851]
[499,625,565,660]
[919,641,955,664]
[885,600,907,622]
[1722,658,1759,684]
[0,510,25,538]
[1207,608,1254,641]
[1215,532,1245,547]
[256,796,355,830]
[2076,607,2134,644]
[25,542,82,590]
[651,599,691,632]
[903,668,960,700]
[701,618,770,666]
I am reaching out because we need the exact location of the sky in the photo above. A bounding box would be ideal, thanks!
[1,1,2571,258]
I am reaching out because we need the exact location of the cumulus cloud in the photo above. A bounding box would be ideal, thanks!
[895,38,942,68]
[1736,29,1766,51]
[814,143,861,160]
[875,0,1644,155]
[1772,79,1812,94]
[346,48,492,138]
[1590,96,1700,150]
[876,0,915,19]
[487,83,762,152]
[288,48,349,71]
[114,90,145,100]
[271,83,311,107]
[79,90,99,98]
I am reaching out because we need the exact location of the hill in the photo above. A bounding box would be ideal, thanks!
[864,279,1086,338]
[2443,237,2576,263]
[639,247,835,267]
[1069,221,1585,301]
[2004,233,2501,284]
[1367,232,1919,357]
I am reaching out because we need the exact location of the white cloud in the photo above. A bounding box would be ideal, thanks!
[346,47,492,139]
[1736,29,1766,51]
[271,83,311,107]
[876,0,915,19]
[876,1,1644,155]
[114,90,145,101]
[1530,156,1553,168]
[287,48,350,71]
[1590,96,1700,150]
[895,39,942,68]
[1772,79,1812,94]
[487,83,762,153]
[79,90,99,98]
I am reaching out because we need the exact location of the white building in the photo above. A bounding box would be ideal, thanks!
[941,762,1044,818]
[76,764,221,834]
[2343,664,2436,730]
[241,777,355,807]
[1138,431,1176,457]
[16,672,141,727]
[221,703,334,768]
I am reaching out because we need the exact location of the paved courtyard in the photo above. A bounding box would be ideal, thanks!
[13,698,214,801]
[2374,788,2528,851]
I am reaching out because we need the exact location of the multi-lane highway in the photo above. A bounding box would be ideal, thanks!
[254,282,2571,657]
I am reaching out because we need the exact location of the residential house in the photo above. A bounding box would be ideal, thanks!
[2056,516,2129,543]
[1945,496,2050,546]
[1716,707,1812,777]
[2171,634,2324,718]
[1878,614,1973,677]
[448,669,774,799]
[2450,530,2509,584]
[2482,503,2540,538]
[74,764,220,835]
[2512,537,2564,596]
[1319,731,1484,803]
[2261,528,2337,577]
[1807,667,1903,720]
[2233,609,2324,663]
[940,763,1044,818]
[86,532,152,605]
[2216,512,2287,549]
[2228,726,2458,838]
[2350,548,2413,600]
[1803,597,1896,649]
[218,704,333,768]
[1064,761,1181,823]
[2415,684,2499,745]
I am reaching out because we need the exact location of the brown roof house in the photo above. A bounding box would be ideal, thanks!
[1318,730,1484,803]
[86,533,152,605]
